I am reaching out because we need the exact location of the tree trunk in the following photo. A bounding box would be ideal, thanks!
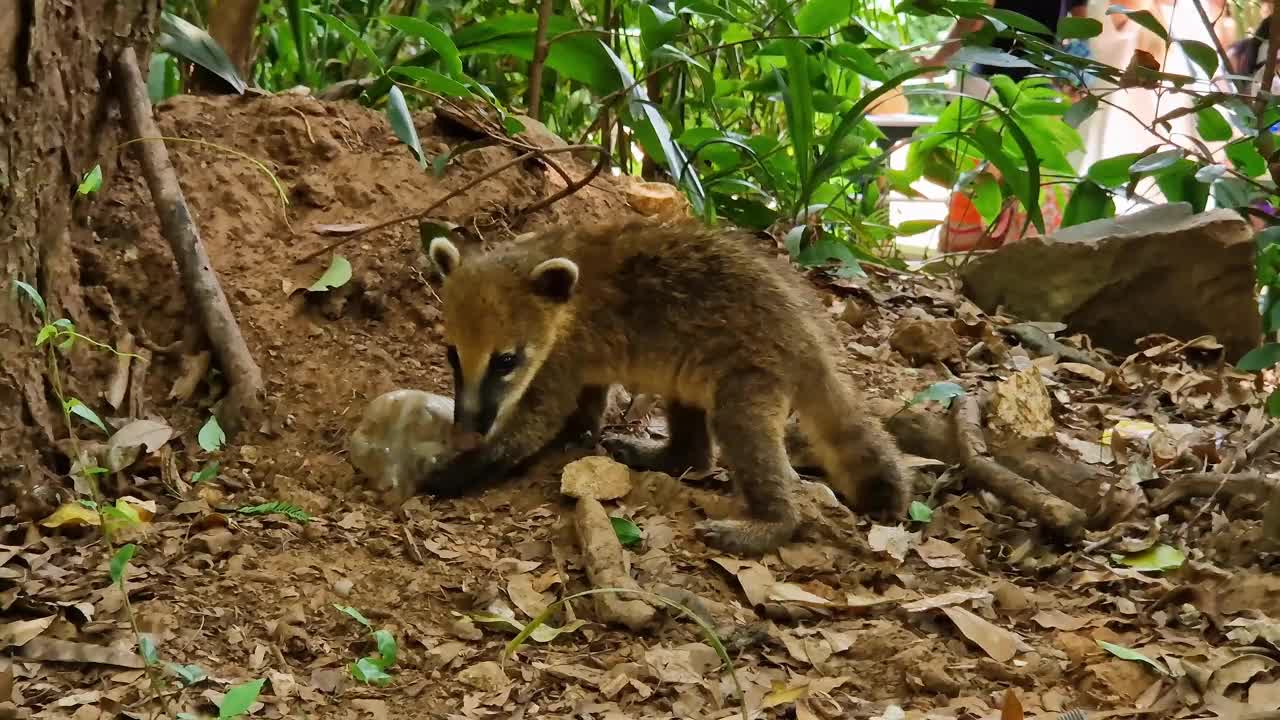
[192,0,262,92]
[0,1,162,515]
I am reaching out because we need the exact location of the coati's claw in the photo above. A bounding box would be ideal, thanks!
[695,518,798,556]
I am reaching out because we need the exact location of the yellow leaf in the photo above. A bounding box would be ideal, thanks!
[762,683,810,708]
[41,503,101,528]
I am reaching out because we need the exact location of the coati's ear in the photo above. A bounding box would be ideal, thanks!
[529,257,579,303]
[428,237,462,277]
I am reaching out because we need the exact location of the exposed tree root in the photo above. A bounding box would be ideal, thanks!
[573,497,657,630]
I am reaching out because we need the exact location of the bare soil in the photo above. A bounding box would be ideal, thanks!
[4,94,1279,720]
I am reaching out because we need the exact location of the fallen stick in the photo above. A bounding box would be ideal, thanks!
[115,48,264,435]
[998,323,1114,371]
[1150,471,1276,512]
[573,498,657,631]
[951,395,1087,540]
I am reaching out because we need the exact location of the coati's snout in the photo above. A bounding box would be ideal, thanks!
[445,343,524,438]
[428,236,579,439]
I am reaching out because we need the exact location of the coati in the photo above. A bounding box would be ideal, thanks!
[423,219,910,555]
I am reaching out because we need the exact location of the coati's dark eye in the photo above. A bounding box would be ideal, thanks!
[490,352,520,375]
[445,346,460,369]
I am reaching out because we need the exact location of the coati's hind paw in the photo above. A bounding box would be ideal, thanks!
[695,518,798,556]
[602,436,710,475]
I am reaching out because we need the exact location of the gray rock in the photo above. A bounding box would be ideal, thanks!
[960,203,1259,361]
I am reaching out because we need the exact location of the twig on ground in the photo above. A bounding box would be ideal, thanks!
[1150,471,1277,512]
[115,48,264,435]
[998,323,1114,371]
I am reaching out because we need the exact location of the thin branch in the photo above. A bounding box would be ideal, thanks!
[527,0,557,120]
[295,144,608,264]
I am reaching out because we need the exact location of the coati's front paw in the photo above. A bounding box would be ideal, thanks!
[842,468,913,520]
[602,436,710,475]
[695,518,798,556]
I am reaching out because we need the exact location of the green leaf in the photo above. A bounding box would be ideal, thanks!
[796,0,857,34]
[1105,5,1168,41]
[829,43,886,81]
[1268,388,1280,417]
[979,7,1053,35]
[385,85,426,168]
[652,45,708,72]
[389,65,471,97]
[192,461,220,484]
[610,516,642,547]
[895,220,941,237]
[1196,107,1232,142]
[308,255,352,292]
[452,15,619,94]
[372,629,398,668]
[1194,164,1227,184]
[139,634,159,666]
[218,678,265,719]
[638,4,681,55]
[1225,139,1266,178]
[157,12,246,94]
[1116,543,1185,572]
[110,544,137,587]
[600,43,703,214]
[908,501,934,523]
[351,657,394,686]
[1178,39,1218,77]
[1129,148,1184,175]
[1097,640,1169,675]
[1063,96,1099,129]
[334,604,374,628]
[1087,153,1143,187]
[781,41,814,201]
[1062,180,1115,228]
[35,324,57,347]
[1059,16,1103,39]
[971,173,1002,222]
[12,279,46,317]
[167,663,207,686]
[77,165,103,196]
[909,381,964,408]
[198,415,225,452]
[1238,343,1280,371]
[167,663,208,686]
[306,10,383,74]
[66,399,108,435]
[238,501,312,523]
[382,16,463,78]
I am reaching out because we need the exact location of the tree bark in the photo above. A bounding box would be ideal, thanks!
[0,1,162,514]
[192,0,262,92]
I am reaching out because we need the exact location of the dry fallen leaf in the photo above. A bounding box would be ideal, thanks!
[41,503,101,528]
[506,573,552,619]
[940,606,1023,662]
[0,615,55,648]
[914,538,970,569]
[987,365,1055,440]
[868,524,919,563]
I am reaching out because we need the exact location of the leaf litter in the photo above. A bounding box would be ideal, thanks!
[7,92,1280,719]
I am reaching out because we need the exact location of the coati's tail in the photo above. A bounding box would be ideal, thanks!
[795,370,912,518]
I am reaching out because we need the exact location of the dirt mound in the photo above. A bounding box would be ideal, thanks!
[5,94,1276,720]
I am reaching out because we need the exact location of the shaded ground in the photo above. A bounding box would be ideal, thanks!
[3,94,1280,720]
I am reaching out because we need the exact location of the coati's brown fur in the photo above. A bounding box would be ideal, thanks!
[425,219,910,555]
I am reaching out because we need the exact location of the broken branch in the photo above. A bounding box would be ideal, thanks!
[115,48,264,435]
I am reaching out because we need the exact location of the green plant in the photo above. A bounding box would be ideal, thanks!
[335,604,399,686]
